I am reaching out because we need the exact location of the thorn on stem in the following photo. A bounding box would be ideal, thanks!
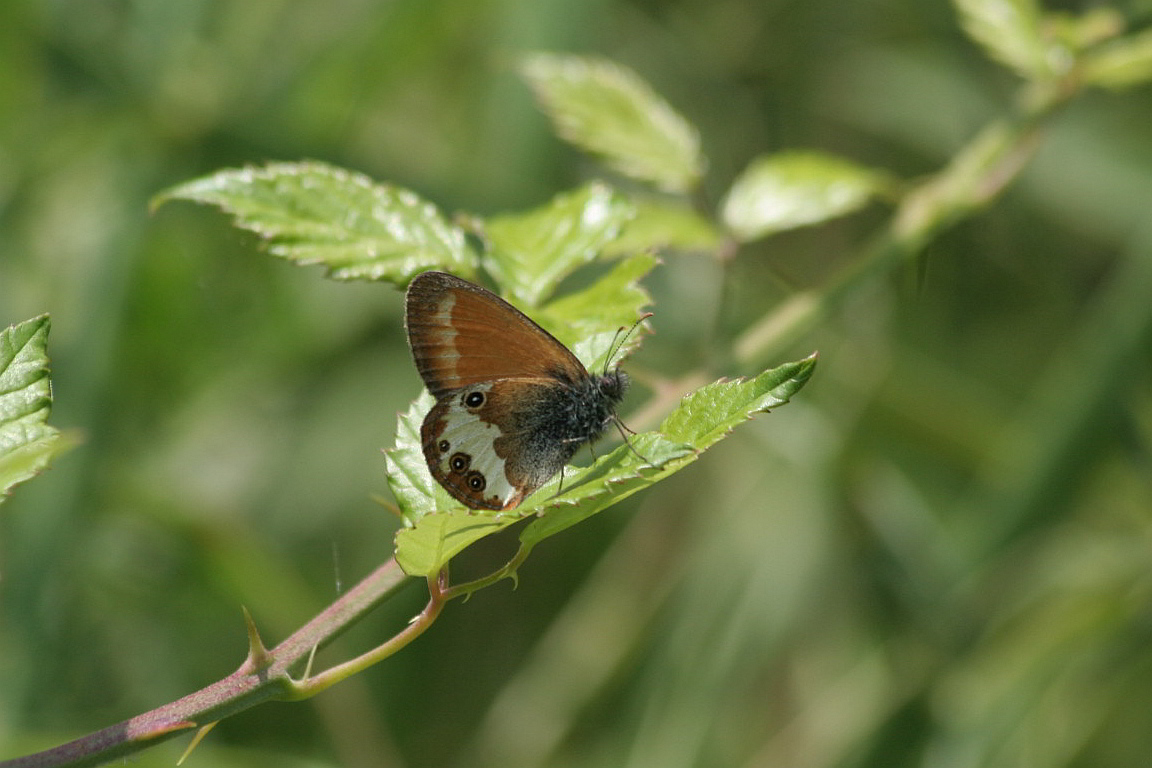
[242,606,273,672]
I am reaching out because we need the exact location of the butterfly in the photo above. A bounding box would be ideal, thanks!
[405,271,632,511]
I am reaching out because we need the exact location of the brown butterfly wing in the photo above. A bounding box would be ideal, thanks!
[405,271,588,398]
[421,378,582,510]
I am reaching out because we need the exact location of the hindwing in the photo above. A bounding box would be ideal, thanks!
[420,378,580,511]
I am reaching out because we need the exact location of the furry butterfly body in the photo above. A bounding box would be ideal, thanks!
[405,271,629,511]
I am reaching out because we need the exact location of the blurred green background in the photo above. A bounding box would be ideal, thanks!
[3,1,1152,767]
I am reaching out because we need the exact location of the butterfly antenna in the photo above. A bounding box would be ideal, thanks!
[602,328,625,376]
[602,313,654,374]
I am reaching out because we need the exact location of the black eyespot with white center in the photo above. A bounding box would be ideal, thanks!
[438,439,450,453]
[466,471,486,491]
[450,452,470,473]
[463,391,485,408]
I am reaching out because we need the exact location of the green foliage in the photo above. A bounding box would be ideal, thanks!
[156,161,477,282]
[483,181,635,305]
[1082,26,1152,88]
[384,391,462,522]
[953,0,1056,79]
[394,355,815,577]
[152,56,822,585]
[521,53,704,193]
[0,316,60,502]
[657,355,815,446]
[148,41,841,581]
[720,151,893,242]
[7,2,1152,768]
[605,198,722,255]
[533,253,658,366]
[514,354,816,550]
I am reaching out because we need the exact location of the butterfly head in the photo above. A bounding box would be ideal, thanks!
[595,368,629,411]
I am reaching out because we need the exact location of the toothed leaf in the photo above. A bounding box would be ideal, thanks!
[534,252,658,371]
[952,0,1056,80]
[721,151,890,241]
[521,54,705,193]
[1082,27,1152,89]
[1,315,62,502]
[605,198,723,256]
[392,354,817,577]
[155,161,475,283]
[483,182,635,306]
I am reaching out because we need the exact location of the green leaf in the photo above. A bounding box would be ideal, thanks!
[483,182,636,306]
[395,434,694,577]
[605,198,724,256]
[392,353,817,577]
[1044,8,1123,53]
[154,161,476,282]
[514,433,696,549]
[658,352,817,447]
[1081,27,1152,90]
[395,513,511,577]
[521,54,705,193]
[1,315,62,502]
[533,252,658,369]
[384,391,450,525]
[720,151,891,242]
[388,392,527,576]
[952,0,1056,80]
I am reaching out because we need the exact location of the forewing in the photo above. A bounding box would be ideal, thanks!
[406,271,587,398]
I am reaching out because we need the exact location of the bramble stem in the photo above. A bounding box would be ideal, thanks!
[1,559,413,768]
[734,113,1049,369]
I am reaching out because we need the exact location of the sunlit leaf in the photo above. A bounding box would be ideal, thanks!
[657,352,817,447]
[394,513,511,577]
[1043,8,1123,53]
[384,391,449,525]
[154,161,476,283]
[0,315,61,502]
[393,353,817,577]
[521,53,705,193]
[534,253,658,367]
[605,198,724,256]
[1081,27,1152,90]
[483,182,635,306]
[720,151,890,241]
[952,0,1056,79]
[395,432,691,577]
